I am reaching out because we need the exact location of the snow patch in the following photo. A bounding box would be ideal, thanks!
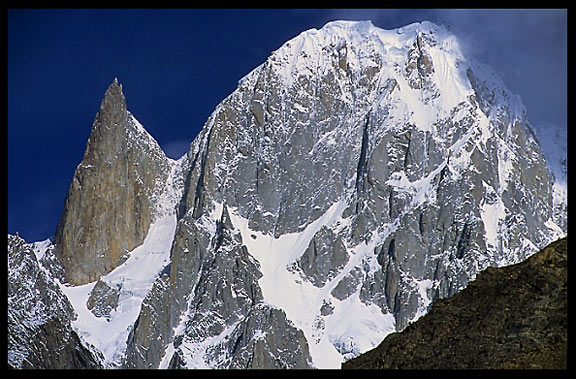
[31,238,52,261]
[480,181,507,250]
[177,320,241,369]
[59,213,177,367]
[411,278,435,321]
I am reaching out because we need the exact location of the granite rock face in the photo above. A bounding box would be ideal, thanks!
[53,78,172,285]
[342,237,568,369]
[124,203,313,368]
[86,279,121,320]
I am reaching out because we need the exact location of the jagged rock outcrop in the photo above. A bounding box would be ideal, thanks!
[124,204,313,368]
[53,78,172,285]
[86,279,121,320]
[342,237,567,369]
[8,234,103,369]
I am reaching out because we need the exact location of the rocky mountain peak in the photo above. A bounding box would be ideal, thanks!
[105,76,122,97]
[157,19,563,367]
[53,78,173,285]
[96,77,128,132]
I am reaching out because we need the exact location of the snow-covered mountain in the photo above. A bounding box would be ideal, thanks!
[8,20,566,369]
[531,121,567,232]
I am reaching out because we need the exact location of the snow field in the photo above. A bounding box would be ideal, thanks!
[228,200,396,368]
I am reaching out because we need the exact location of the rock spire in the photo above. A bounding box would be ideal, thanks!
[53,78,171,285]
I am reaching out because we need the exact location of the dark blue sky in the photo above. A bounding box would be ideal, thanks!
[7,9,567,242]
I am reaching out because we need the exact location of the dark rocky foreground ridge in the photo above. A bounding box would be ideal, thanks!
[343,237,568,369]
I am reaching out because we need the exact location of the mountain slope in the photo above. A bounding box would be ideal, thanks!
[8,234,103,369]
[342,237,567,369]
[531,121,567,233]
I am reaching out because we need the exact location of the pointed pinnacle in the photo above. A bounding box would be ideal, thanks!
[105,77,124,99]
[98,78,128,128]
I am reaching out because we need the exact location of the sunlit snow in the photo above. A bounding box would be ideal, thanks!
[59,213,177,367]
[228,200,396,368]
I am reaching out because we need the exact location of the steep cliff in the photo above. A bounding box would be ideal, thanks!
[8,234,103,369]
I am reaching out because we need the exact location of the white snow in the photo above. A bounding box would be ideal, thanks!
[158,343,175,369]
[411,278,436,322]
[321,291,395,366]
[496,138,516,192]
[479,181,507,251]
[545,219,565,239]
[59,213,177,367]
[228,200,396,368]
[31,238,52,261]
[386,156,449,210]
[265,20,472,127]
[177,320,241,369]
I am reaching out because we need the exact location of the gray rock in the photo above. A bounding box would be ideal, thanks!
[8,234,103,369]
[53,79,172,285]
[86,279,120,320]
[123,275,172,368]
[227,303,313,368]
[124,204,313,368]
[296,226,349,287]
